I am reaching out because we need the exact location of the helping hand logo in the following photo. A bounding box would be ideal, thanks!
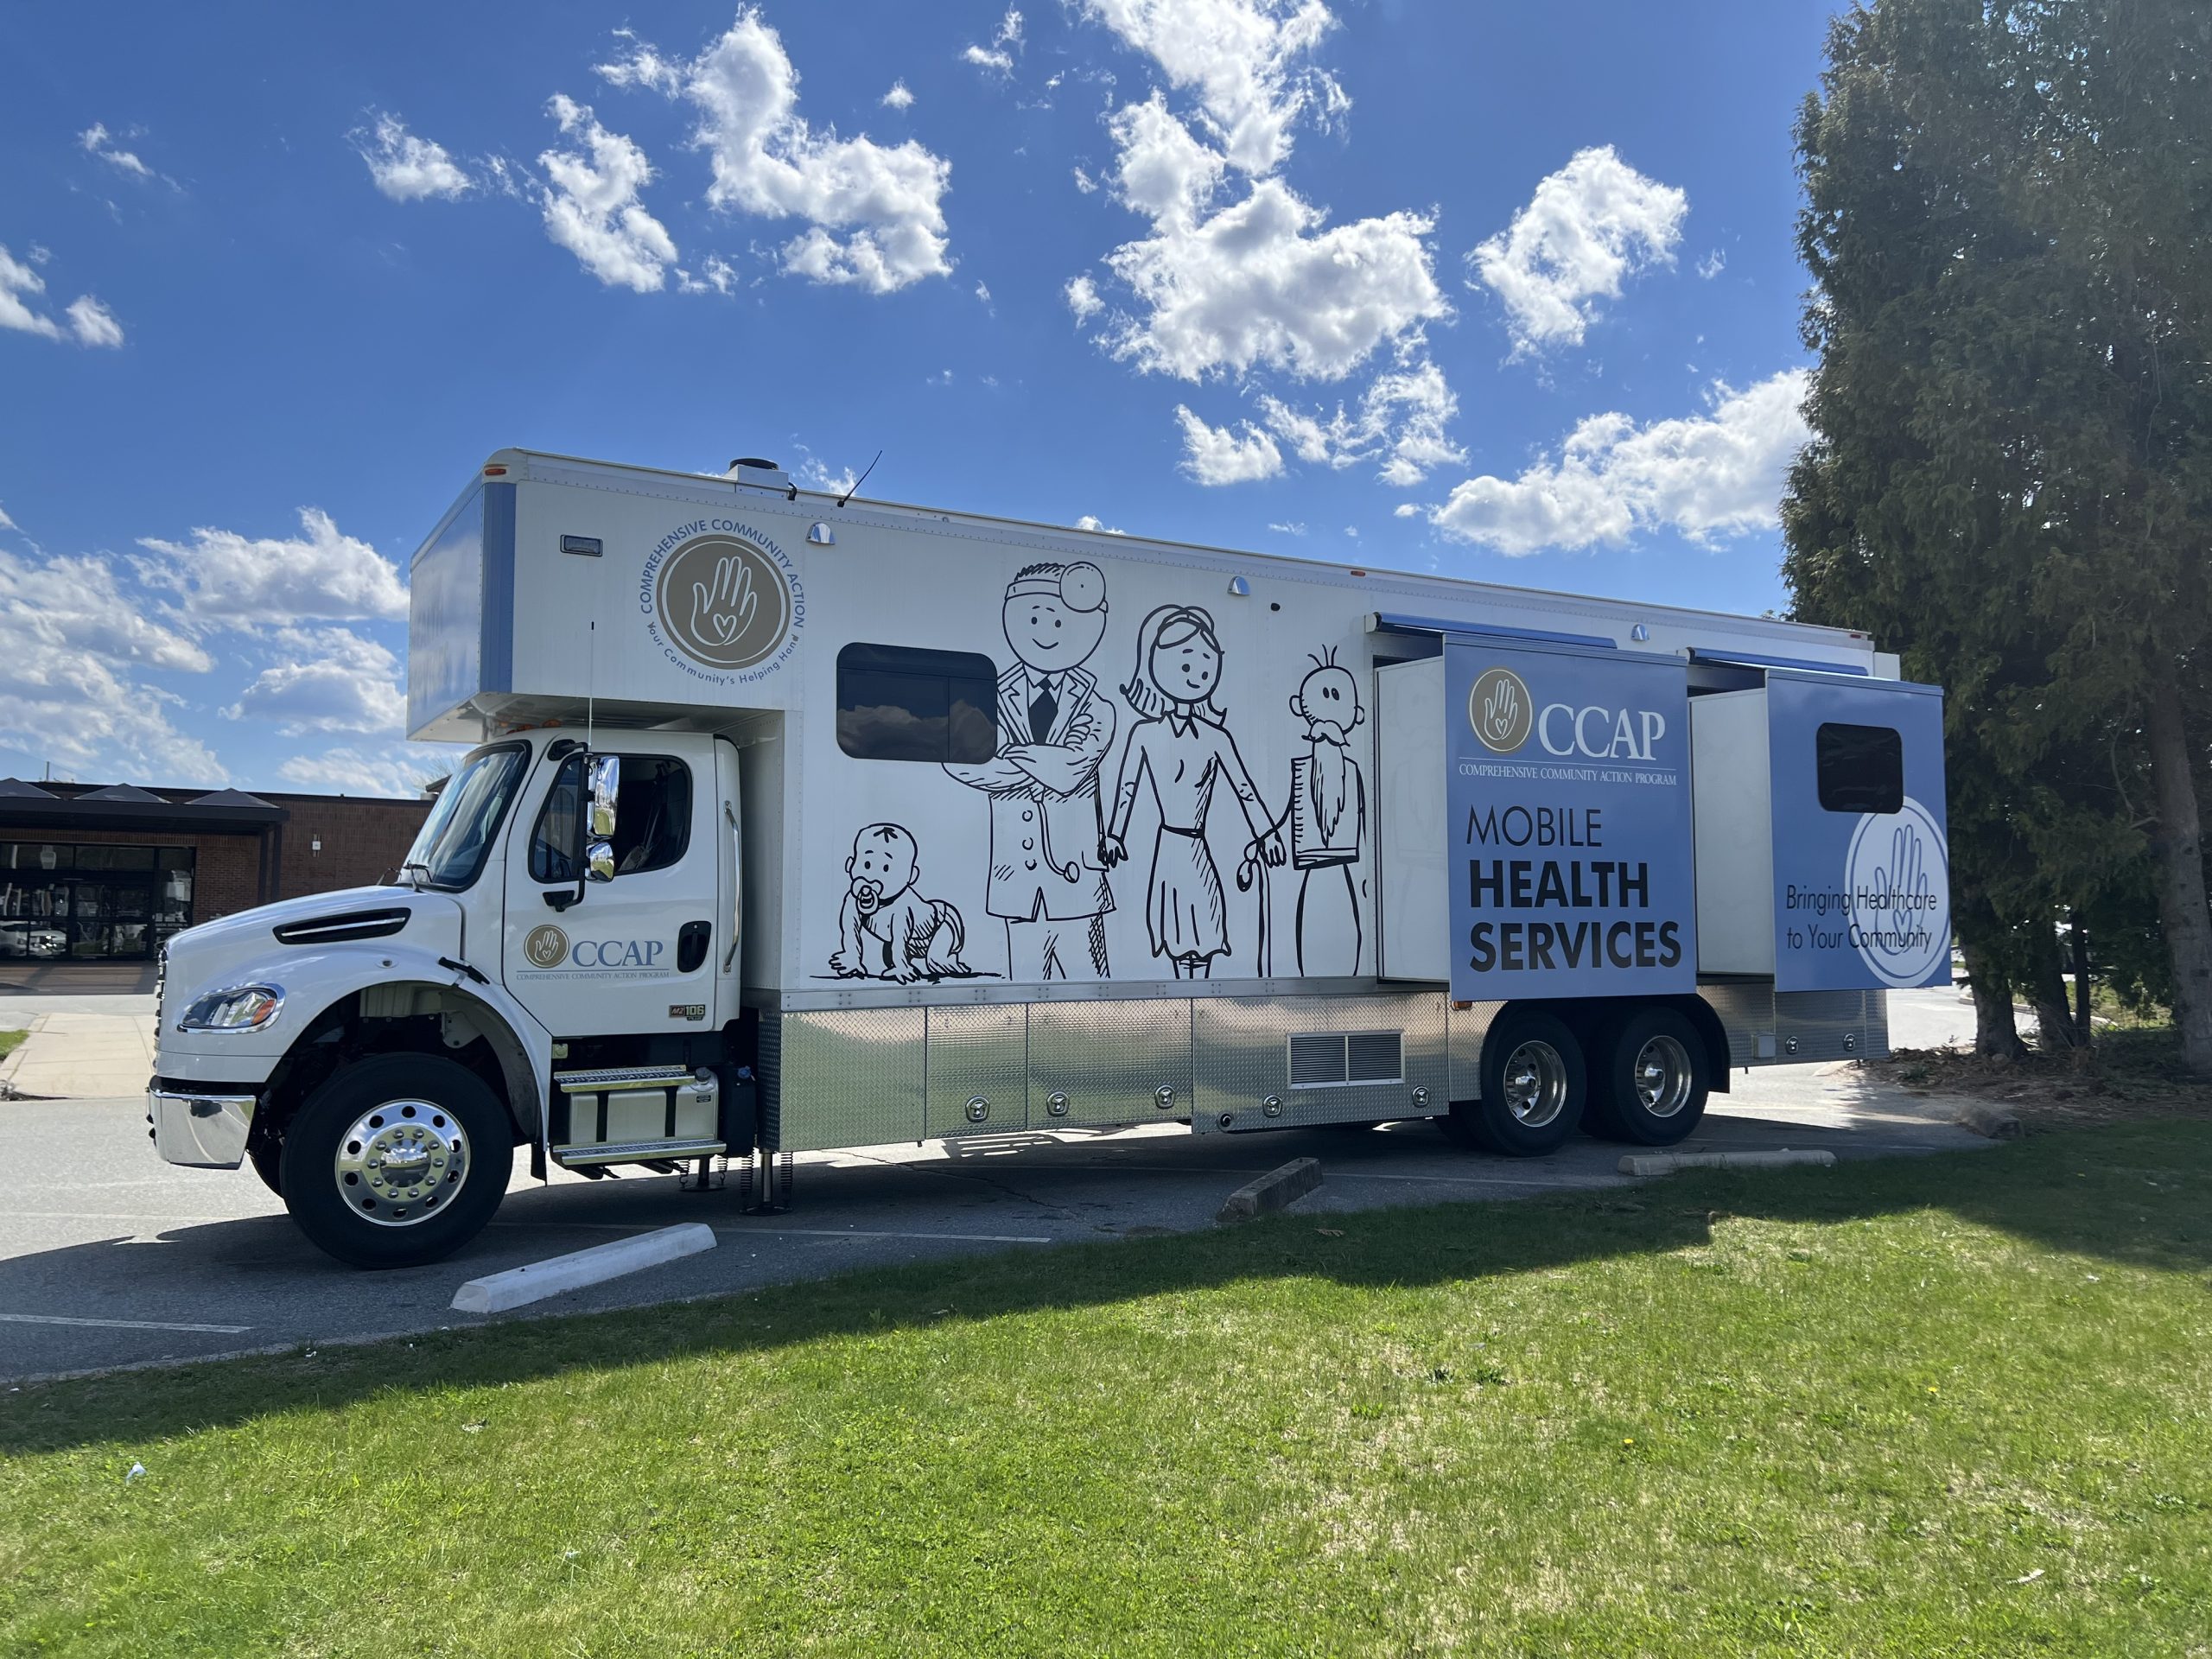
[1843,798,1949,987]
[654,533,791,672]
[1468,666,1534,753]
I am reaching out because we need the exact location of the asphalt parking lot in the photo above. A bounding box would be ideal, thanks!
[0,988,1989,1383]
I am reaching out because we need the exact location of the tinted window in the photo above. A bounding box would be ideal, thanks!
[836,642,998,763]
[1816,722,1904,814]
[529,754,693,881]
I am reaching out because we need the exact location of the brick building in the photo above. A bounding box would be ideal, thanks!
[0,778,433,967]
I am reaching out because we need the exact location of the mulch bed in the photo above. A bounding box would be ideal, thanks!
[1872,1026,2212,1130]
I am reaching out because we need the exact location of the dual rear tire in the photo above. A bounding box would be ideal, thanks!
[1446,1004,1707,1155]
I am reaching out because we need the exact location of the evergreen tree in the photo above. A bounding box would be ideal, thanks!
[1784,0,2212,1071]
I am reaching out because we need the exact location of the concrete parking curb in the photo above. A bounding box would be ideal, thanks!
[1217,1156,1323,1223]
[451,1223,718,1313]
[1618,1149,1838,1176]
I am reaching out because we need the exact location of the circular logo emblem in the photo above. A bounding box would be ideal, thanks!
[1845,797,1950,987]
[523,925,569,969]
[1467,666,1534,753]
[653,534,792,672]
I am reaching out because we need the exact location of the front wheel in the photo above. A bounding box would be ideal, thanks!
[1588,1008,1708,1145]
[1445,1009,1586,1156]
[279,1053,514,1268]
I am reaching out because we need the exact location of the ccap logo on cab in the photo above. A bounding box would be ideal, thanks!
[523,925,569,969]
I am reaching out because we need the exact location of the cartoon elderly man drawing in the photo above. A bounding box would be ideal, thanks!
[944,562,1116,979]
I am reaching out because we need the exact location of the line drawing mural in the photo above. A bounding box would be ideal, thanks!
[1286,649,1369,974]
[1100,604,1285,979]
[828,823,979,982]
[944,562,1116,980]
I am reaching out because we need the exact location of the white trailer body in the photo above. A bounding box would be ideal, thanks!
[149,450,1954,1266]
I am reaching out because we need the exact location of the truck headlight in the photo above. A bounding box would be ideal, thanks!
[176,984,285,1033]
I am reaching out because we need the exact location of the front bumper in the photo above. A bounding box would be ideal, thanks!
[149,1086,258,1169]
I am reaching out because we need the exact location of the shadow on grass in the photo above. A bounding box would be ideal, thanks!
[3,1119,2206,1455]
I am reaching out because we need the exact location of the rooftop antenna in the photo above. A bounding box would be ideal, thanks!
[836,449,882,510]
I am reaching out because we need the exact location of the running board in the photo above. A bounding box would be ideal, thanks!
[554,1137,726,1169]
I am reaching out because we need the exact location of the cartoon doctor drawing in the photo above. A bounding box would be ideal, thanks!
[944,562,1116,980]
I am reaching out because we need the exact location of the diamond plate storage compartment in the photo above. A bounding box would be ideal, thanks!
[925,1003,1028,1137]
[1026,999,1193,1128]
[1194,993,1446,1131]
[773,1007,925,1152]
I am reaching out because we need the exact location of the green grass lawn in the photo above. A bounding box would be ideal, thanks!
[4,1125,2209,1657]
[0,1028,26,1063]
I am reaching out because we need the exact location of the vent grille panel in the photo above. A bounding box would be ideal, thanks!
[1346,1031,1404,1084]
[1288,1033,1347,1087]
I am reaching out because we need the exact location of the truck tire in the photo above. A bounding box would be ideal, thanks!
[1446,1009,1586,1156]
[1589,1007,1708,1146]
[278,1053,513,1269]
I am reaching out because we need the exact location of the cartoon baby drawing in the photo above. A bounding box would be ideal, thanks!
[1286,651,1369,975]
[830,823,976,983]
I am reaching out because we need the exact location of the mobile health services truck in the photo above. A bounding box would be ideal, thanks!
[149,450,1952,1266]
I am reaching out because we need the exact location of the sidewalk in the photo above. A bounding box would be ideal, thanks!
[0,1001,156,1099]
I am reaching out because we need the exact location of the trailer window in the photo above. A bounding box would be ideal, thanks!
[529,755,693,881]
[1816,722,1904,814]
[836,643,998,764]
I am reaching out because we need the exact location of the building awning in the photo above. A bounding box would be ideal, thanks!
[0,790,289,835]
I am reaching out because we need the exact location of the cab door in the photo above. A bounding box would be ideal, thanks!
[502,734,721,1038]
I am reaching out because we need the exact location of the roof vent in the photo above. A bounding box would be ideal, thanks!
[726,456,797,499]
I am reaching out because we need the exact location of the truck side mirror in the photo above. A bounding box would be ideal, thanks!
[585,754,620,884]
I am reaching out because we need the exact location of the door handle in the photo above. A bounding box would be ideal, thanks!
[677,920,711,975]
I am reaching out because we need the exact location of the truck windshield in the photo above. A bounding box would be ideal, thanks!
[397,744,528,891]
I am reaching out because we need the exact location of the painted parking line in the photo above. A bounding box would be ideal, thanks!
[0,1312,253,1335]
[493,1219,1057,1245]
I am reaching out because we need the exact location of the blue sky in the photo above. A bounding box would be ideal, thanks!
[0,1,1833,797]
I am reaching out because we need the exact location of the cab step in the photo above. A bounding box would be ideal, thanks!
[554,1136,726,1169]
[552,1064,719,1152]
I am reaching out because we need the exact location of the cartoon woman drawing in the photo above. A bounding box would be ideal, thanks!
[1100,604,1285,978]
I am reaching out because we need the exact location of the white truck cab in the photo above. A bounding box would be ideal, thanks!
[153,726,747,1264]
[150,448,1952,1268]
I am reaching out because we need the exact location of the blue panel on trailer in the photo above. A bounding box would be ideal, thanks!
[406,483,486,736]
[1445,639,1696,1001]
[1689,649,1871,677]
[1372,611,1618,651]
[1767,672,1951,990]
[479,480,517,695]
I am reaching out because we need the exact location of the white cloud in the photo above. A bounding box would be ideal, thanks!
[1255,354,1464,484]
[881,79,915,110]
[1072,165,1098,194]
[1103,174,1444,382]
[225,628,406,735]
[1471,145,1688,353]
[599,10,953,295]
[0,544,223,783]
[79,123,155,181]
[137,507,409,625]
[1065,273,1104,323]
[355,111,473,202]
[1267,520,1304,535]
[1076,0,1341,175]
[975,281,992,305]
[64,296,124,348]
[963,7,1024,73]
[537,94,677,291]
[1430,370,1811,555]
[276,744,452,798]
[1072,513,1126,534]
[1174,404,1283,485]
[1108,92,1226,226]
[0,504,15,531]
[1,241,119,347]
[1697,248,1726,280]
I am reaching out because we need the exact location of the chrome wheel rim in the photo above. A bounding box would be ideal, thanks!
[1633,1034,1694,1119]
[334,1098,467,1227]
[1501,1039,1568,1128]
